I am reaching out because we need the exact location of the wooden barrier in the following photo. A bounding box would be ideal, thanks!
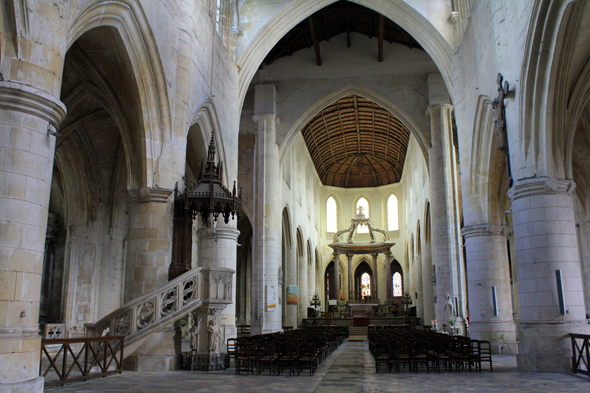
[40,336,124,387]
[570,333,590,376]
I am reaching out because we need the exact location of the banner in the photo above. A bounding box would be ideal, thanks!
[287,285,298,305]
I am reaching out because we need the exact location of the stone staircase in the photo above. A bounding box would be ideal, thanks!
[84,266,234,360]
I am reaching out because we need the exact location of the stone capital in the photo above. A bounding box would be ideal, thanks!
[426,104,454,117]
[252,114,277,124]
[0,81,67,127]
[507,177,576,202]
[128,187,173,203]
[461,224,507,238]
[197,227,240,242]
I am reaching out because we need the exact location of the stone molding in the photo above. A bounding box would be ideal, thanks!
[128,187,173,203]
[0,81,67,127]
[461,224,507,238]
[197,227,240,241]
[426,104,454,116]
[252,114,277,124]
[0,326,39,339]
[508,177,576,202]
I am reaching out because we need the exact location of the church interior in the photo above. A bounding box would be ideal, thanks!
[1,0,590,391]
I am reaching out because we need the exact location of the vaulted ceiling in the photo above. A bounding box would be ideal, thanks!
[263,0,422,66]
[301,95,411,188]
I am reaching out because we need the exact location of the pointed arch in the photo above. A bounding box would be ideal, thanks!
[237,0,453,110]
[282,206,293,249]
[279,85,428,167]
[519,0,580,178]
[67,0,171,187]
[356,196,370,234]
[188,100,229,183]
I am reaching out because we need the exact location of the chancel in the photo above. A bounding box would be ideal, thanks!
[1,0,590,392]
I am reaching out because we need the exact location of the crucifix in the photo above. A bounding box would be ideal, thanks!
[492,73,513,187]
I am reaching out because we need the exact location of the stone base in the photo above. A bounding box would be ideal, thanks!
[0,376,44,393]
[468,320,518,355]
[517,322,590,373]
[124,354,178,371]
[180,352,229,371]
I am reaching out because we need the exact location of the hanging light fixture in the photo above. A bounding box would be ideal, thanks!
[174,133,241,227]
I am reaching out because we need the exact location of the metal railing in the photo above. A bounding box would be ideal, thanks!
[40,336,124,387]
[570,333,590,376]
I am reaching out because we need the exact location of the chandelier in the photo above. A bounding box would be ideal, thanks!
[174,133,241,227]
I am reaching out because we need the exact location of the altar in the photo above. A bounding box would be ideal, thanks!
[328,207,395,305]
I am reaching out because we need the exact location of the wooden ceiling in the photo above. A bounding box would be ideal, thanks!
[263,0,422,66]
[301,95,411,188]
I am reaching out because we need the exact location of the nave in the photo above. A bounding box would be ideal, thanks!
[48,342,589,393]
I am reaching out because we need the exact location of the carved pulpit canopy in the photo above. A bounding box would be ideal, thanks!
[175,133,242,227]
[333,206,390,244]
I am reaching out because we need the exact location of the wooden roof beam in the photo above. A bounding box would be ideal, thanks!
[353,96,361,153]
[378,15,384,62]
[308,16,322,66]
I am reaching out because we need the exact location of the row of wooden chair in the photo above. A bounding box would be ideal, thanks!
[369,327,492,374]
[229,326,348,376]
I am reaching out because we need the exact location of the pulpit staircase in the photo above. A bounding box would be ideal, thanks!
[84,266,234,359]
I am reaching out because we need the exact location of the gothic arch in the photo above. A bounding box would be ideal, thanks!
[519,0,579,178]
[279,85,428,167]
[188,101,230,184]
[237,0,454,109]
[282,206,293,249]
[67,0,171,187]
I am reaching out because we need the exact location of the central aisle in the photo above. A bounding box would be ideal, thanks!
[314,341,367,393]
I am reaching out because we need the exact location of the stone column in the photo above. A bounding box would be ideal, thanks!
[384,251,393,302]
[285,239,298,328]
[198,227,240,343]
[123,188,175,371]
[308,254,314,306]
[298,251,308,323]
[462,224,517,354]
[371,253,379,301]
[427,104,462,324]
[251,84,282,334]
[421,243,435,324]
[125,187,173,301]
[347,254,354,301]
[0,82,66,392]
[333,252,340,300]
[509,178,590,372]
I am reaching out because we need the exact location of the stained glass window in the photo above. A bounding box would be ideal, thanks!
[393,272,402,297]
[215,0,222,33]
[356,197,369,233]
[361,272,371,297]
[387,194,399,231]
[327,197,337,232]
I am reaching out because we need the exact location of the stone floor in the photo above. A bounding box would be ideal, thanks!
[47,341,589,392]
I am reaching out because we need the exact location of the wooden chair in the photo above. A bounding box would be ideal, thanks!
[374,341,390,373]
[412,341,430,373]
[227,338,237,366]
[478,340,493,372]
[298,342,318,376]
[235,341,255,375]
[258,341,278,375]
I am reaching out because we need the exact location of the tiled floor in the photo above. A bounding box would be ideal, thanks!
[47,341,589,392]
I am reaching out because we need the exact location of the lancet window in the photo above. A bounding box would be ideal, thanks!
[387,194,399,231]
[327,197,337,233]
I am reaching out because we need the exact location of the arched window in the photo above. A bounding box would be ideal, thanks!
[215,0,222,33]
[326,197,337,232]
[388,194,399,231]
[393,272,403,297]
[356,197,369,233]
[391,259,403,298]
[361,273,371,297]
